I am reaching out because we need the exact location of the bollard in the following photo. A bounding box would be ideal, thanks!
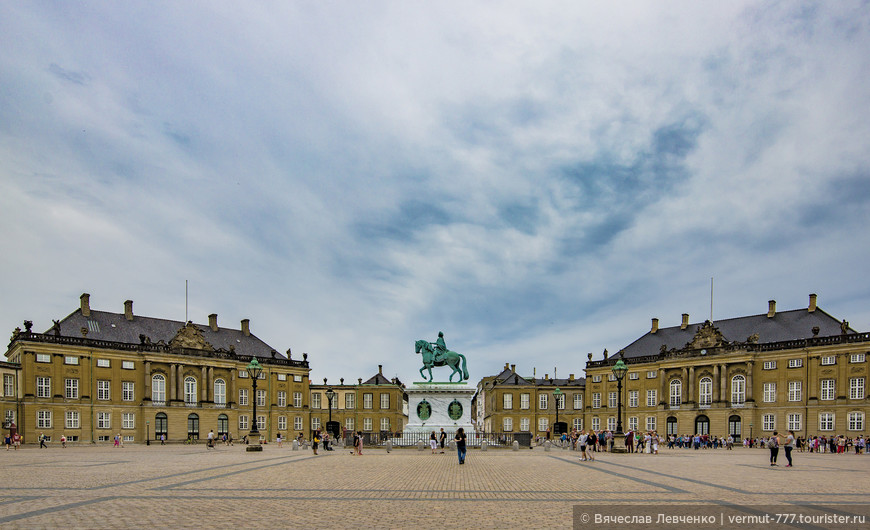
[417,440,425,451]
[386,440,392,453]
[291,440,299,451]
[481,440,488,452]
[544,440,551,452]
[448,439,456,451]
[512,440,520,451]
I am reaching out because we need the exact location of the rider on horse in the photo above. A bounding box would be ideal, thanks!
[432,331,447,364]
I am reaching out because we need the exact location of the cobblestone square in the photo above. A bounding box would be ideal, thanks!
[0,444,867,528]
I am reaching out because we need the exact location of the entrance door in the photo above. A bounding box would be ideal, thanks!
[217,414,229,436]
[187,413,200,441]
[155,413,168,440]
[666,416,678,436]
[728,415,741,437]
[695,415,710,435]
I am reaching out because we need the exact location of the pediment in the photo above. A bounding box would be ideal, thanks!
[686,321,727,350]
[170,322,214,352]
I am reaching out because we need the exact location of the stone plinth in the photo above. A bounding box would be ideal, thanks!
[404,382,475,435]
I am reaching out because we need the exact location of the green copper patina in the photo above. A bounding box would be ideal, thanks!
[415,332,470,382]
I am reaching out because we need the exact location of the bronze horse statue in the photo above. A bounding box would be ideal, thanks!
[415,339,469,382]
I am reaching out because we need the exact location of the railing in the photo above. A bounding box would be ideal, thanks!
[151,401,165,407]
[356,431,533,448]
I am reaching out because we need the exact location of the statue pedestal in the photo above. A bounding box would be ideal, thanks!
[404,382,475,435]
[611,432,628,453]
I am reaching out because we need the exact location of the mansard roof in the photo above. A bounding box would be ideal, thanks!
[619,307,854,360]
[52,308,281,360]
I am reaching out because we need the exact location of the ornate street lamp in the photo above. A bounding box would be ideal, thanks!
[246,358,263,452]
[325,387,336,438]
[553,388,563,435]
[611,354,629,453]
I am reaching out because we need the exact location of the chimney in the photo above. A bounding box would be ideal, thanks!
[681,313,689,330]
[544,373,549,380]
[378,364,383,375]
[241,319,250,336]
[208,313,218,332]
[124,300,134,321]
[651,318,659,333]
[504,362,509,371]
[358,378,362,385]
[767,300,776,318]
[510,364,516,373]
[569,374,575,381]
[80,293,91,317]
[808,293,817,313]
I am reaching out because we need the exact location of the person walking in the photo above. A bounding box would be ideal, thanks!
[784,430,795,467]
[455,427,467,464]
[39,432,47,448]
[768,431,780,466]
[160,433,166,445]
[207,429,215,449]
[61,434,66,448]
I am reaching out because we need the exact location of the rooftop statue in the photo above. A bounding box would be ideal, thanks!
[415,332,469,382]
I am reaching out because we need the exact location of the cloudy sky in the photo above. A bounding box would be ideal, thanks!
[2,2,869,385]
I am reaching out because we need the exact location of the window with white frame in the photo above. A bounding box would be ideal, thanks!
[277,373,286,381]
[763,382,776,403]
[520,417,530,431]
[239,415,249,430]
[647,370,657,379]
[278,416,287,430]
[669,379,682,407]
[520,393,530,409]
[152,374,166,404]
[819,412,834,431]
[311,392,321,409]
[503,417,513,431]
[607,417,616,431]
[37,410,51,428]
[97,412,111,429]
[256,389,266,407]
[592,375,601,382]
[122,381,134,402]
[294,375,303,382]
[646,416,656,431]
[64,356,78,365]
[848,411,864,431]
[122,413,135,429]
[345,392,355,409]
[257,416,266,430]
[345,417,354,430]
[96,358,110,368]
[787,413,802,431]
[539,393,548,410]
[850,378,865,400]
[239,370,248,378]
[629,372,639,380]
[184,377,197,404]
[763,361,776,370]
[788,381,801,402]
[647,390,657,407]
[4,410,14,426]
[363,418,372,431]
[36,353,51,363]
[850,353,865,363]
[556,393,565,410]
[277,391,286,407]
[363,393,373,409]
[626,416,637,432]
[591,417,600,431]
[608,392,617,408]
[608,373,616,382]
[65,378,79,399]
[294,416,303,431]
[36,376,51,398]
[762,414,775,431]
[3,374,13,397]
[214,379,226,405]
[97,380,110,400]
[238,388,249,406]
[380,393,390,409]
[293,392,302,407]
[628,390,638,408]
[503,393,513,409]
[538,417,549,432]
[821,356,836,366]
[573,393,583,410]
[65,410,80,429]
[573,418,583,430]
[731,375,745,405]
[122,361,135,370]
[592,393,601,408]
[699,377,712,406]
[788,358,803,368]
[820,379,835,400]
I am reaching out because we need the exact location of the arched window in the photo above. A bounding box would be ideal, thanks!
[666,416,678,435]
[669,379,682,407]
[152,374,166,405]
[695,415,710,435]
[728,415,742,437]
[187,413,199,439]
[731,375,746,405]
[214,379,226,405]
[217,414,229,435]
[699,377,712,406]
[184,376,197,405]
[155,412,168,439]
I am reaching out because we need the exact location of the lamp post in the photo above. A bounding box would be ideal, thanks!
[246,358,263,452]
[325,387,336,439]
[611,355,629,453]
[146,420,150,446]
[553,388,563,435]
[749,422,753,444]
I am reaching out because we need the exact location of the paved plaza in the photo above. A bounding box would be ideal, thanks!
[0,443,868,528]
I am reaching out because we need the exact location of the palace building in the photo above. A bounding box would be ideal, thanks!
[4,293,312,443]
[584,294,868,439]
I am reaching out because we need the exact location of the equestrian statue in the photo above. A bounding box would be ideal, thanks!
[415,331,469,382]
